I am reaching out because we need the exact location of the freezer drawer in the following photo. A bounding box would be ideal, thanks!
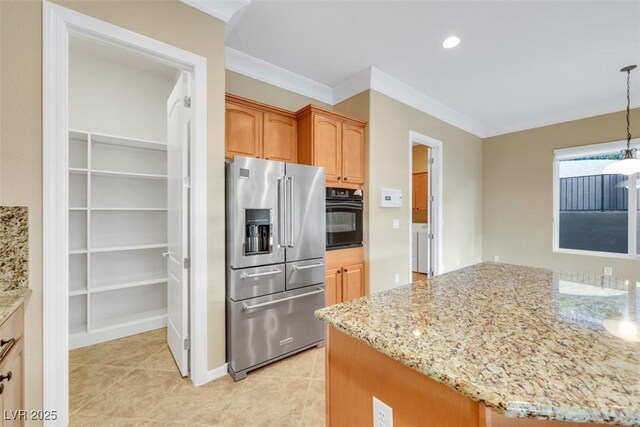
[286,258,325,290]
[227,286,325,375]
[228,264,286,301]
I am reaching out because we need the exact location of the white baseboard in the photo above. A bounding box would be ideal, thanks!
[205,363,229,383]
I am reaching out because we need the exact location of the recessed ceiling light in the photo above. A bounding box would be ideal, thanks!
[442,36,460,49]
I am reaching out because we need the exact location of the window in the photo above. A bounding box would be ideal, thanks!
[553,139,639,258]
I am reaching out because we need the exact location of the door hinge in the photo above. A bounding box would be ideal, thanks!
[183,176,191,189]
[428,233,434,239]
[429,195,435,202]
[429,157,435,165]
[184,338,191,350]
[184,96,191,108]
[183,257,191,269]
[428,270,434,277]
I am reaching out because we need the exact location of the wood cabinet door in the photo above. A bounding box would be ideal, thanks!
[312,113,341,182]
[341,123,365,184]
[225,102,263,159]
[342,263,364,302]
[263,112,297,163]
[0,340,23,427]
[415,172,428,211]
[325,268,342,306]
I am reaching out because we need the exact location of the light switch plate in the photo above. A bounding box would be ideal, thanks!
[373,396,393,427]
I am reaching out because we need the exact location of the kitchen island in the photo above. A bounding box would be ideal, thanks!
[315,262,640,426]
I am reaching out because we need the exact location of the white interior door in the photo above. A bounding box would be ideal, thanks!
[166,71,190,376]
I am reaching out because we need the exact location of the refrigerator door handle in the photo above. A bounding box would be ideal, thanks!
[278,176,286,248]
[286,176,294,248]
[241,287,324,311]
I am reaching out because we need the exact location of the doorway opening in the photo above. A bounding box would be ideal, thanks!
[408,131,443,280]
[44,4,209,425]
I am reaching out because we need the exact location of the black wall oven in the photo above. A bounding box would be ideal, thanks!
[326,188,363,250]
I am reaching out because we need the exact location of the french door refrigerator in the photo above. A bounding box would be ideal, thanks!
[226,156,326,381]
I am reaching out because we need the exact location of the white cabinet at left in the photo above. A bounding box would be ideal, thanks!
[68,130,169,349]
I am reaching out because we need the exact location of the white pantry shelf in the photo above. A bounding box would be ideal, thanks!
[90,243,167,253]
[91,277,167,294]
[92,169,167,180]
[68,127,169,349]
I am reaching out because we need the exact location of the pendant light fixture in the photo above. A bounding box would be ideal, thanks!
[602,65,640,175]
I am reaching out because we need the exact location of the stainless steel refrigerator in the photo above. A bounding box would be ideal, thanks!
[226,156,326,381]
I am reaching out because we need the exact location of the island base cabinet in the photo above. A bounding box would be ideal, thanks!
[325,327,609,427]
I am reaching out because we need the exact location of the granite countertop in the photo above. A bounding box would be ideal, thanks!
[0,288,31,324]
[315,262,640,426]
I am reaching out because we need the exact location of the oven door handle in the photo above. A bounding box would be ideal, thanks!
[326,202,363,210]
[241,287,324,311]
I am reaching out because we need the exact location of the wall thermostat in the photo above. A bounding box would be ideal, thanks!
[380,188,402,208]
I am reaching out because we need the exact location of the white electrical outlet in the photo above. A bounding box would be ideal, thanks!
[392,219,400,229]
[373,397,393,427]
[604,266,613,276]
[493,255,500,262]
[394,273,400,284]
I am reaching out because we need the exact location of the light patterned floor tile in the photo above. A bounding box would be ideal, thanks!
[77,368,182,418]
[220,376,310,427]
[139,345,179,371]
[69,365,130,413]
[146,375,244,425]
[69,329,326,427]
[249,347,318,379]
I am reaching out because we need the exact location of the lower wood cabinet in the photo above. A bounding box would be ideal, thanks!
[325,247,365,306]
[0,305,24,427]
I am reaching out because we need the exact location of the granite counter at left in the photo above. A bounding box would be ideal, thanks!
[0,288,32,324]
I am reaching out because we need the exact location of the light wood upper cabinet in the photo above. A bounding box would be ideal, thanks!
[225,94,297,163]
[263,112,297,163]
[297,105,367,189]
[225,102,263,159]
[341,123,365,185]
[341,262,364,302]
[312,113,342,183]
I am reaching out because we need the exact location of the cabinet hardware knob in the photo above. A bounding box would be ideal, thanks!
[344,269,348,272]
[337,270,341,274]
[337,177,340,180]
[0,384,4,395]
[344,177,348,181]
[0,371,12,383]
[0,339,11,347]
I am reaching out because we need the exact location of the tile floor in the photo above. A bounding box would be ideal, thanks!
[69,328,325,426]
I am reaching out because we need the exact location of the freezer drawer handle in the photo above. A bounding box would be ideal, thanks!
[293,263,325,271]
[240,268,282,280]
[241,287,324,311]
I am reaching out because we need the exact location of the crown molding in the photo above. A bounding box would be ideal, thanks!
[226,49,636,139]
[368,68,489,138]
[333,68,372,105]
[180,0,250,23]
[225,47,334,104]
[485,100,640,138]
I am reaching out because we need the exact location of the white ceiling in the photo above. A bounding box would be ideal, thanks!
[223,1,640,137]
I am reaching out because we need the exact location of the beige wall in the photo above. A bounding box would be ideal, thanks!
[483,109,640,281]
[226,70,332,111]
[363,90,483,293]
[0,0,226,417]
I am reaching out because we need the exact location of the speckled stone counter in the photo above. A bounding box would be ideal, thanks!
[0,287,31,324]
[0,207,28,291]
[316,262,640,426]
